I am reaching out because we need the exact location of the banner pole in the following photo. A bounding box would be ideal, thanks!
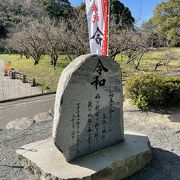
[107,0,110,56]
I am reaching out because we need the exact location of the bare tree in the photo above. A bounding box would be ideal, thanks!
[8,21,46,65]
[7,4,152,71]
[109,21,151,70]
[8,18,68,67]
[41,19,66,68]
[62,10,89,61]
[154,52,177,71]
[125,29,151,70]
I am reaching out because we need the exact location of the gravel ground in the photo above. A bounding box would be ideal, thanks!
[124,100,180,180]
[0,99,180,180]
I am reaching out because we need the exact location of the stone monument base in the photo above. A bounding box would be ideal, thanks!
[16,132,152,180]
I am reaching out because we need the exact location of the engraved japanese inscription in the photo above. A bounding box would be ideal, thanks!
[53,54,124,162]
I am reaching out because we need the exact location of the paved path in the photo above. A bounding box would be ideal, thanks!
[0,59,55,129]
[0,59,41,101]
[0,59,5,76]
[0,94,55,129]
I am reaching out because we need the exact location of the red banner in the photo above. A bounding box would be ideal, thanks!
[101,0,109,56]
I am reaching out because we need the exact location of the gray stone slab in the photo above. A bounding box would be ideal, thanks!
[53,54,124,162]
[16,131,152,180]
[34,112,53,123]
[6,117,34,130]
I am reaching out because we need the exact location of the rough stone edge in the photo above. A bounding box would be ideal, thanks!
[19,155,66,180]
[18,146,152,180]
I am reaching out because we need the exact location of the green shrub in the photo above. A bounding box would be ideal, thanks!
[125,73,180,110]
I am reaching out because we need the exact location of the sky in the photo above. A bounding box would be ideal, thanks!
[69,0,164,25]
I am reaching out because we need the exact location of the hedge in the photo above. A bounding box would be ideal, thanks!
[125,73,180,110]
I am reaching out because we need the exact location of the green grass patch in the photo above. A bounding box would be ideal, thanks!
[0,54,70,92]
[0,48,179,92]
[116,47,180,78]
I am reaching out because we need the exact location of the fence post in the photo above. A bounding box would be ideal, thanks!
[31,78,36,87]
[22,75,27,83]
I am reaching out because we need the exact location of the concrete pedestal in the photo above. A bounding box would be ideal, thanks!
[16,131,152,180]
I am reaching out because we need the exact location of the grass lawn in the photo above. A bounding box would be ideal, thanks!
[0,48,179,92]
[116,47,180,79]
[0,54,70,92]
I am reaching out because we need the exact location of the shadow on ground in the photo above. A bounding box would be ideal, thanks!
[126,148,180,180]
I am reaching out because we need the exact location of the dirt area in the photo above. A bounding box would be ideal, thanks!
[0,99,180,180]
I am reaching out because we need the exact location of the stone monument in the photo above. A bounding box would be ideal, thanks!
[16,54,152,180]
[53,54,124,161]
